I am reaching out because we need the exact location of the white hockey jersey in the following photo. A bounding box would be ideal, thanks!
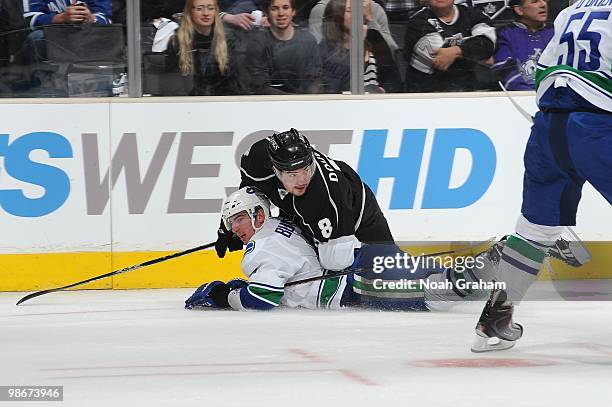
[535,0,612,112]
[228,218,348,310]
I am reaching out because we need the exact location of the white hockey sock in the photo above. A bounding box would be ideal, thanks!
[495,215,565,303]
[496,234,548,303]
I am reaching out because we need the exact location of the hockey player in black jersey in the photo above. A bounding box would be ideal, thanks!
[215,128,394,271]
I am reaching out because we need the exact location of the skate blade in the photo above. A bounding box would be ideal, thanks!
[471,334,516,353]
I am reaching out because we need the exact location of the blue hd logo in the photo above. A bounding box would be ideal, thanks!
[0,132,73,217]
[358,129,496,209]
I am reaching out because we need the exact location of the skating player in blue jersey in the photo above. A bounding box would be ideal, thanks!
[471,0,612,352]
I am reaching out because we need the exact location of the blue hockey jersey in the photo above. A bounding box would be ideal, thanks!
[23,0,112,27]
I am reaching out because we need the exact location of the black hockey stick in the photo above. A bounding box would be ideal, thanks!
[16,242,216,306]
[285,240,496,287]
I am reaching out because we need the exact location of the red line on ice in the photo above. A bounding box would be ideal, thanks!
[336,369,379,386]
[288,348,327,363]
[289,348,379,386]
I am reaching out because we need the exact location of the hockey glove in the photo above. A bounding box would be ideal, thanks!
[214,221,244,258]
[184,281,231,309]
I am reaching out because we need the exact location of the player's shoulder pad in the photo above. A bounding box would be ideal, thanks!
[240,220,279,276]
[240,138,274,181]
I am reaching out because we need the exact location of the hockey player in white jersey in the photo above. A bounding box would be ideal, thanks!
[187,187,349,310]
[471,0,611,352]
[185,187,504,311]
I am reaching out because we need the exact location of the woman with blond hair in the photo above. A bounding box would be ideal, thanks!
[166,0,245,95]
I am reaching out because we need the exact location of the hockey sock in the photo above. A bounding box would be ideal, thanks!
[496,234,548,303]
[495,215,566,303]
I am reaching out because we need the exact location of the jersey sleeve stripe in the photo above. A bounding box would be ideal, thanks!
[354,183,366,231]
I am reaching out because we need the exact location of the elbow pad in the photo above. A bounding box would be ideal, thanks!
[318,235,360,271]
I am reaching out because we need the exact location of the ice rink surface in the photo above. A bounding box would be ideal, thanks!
[2,282,612,407]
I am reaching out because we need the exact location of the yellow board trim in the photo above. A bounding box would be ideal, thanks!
[0,250,245,292]
[1,243,611,292]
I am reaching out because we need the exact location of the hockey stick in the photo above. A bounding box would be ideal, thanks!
[498,81,535,124]
[285,239,496,287]
[16,242,216,306]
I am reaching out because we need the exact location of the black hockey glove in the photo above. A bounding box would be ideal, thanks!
[214,221,244,258]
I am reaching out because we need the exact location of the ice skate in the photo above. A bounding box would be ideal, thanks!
[471,288,523,353]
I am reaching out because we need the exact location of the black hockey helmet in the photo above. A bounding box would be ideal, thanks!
[267,128,314,171]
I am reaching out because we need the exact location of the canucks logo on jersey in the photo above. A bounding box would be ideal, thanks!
[245,241,256,255]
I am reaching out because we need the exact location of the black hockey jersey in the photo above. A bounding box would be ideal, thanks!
[239,139,393,245]
[403,4,496,92]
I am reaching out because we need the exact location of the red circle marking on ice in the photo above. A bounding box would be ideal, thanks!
[409,359,555,368]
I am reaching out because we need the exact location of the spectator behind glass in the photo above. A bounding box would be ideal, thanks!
[403,0,496,92]
[23,0,111,27]
[22,0,112,65]
[492,0,552,90]
[166,0,246,95]
[319,0,402,93]
[458,0,515,28]
[218,0,263,31]
[245,0,322,94]
[309,0,398,53]
[1,0,28,65]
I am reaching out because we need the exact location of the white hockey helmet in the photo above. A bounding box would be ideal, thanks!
[222,187,271,231]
